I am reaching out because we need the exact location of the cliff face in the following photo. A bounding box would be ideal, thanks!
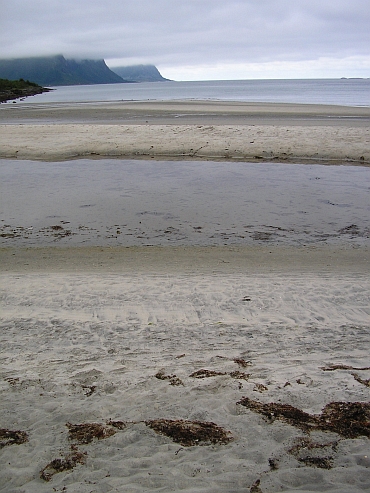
[0,55,125,86]
[110,64,169,82]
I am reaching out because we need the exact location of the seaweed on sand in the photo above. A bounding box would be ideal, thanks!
[299,456,333,468]
[234,358,251,368]
[155,370,183,386]
[253,383,268,392]
[106,420,126,430]
[189,369,227,378]
[5,377,20,387]
[287,437,338,470]
[321,364,370,371]
[229,371,250,381]
[319,401,370,438]
[237,398,317,431]
[250,479,263,492]
[237,398,370,438]
[82,384,97,396]
[40,446,86,481]
[145,419,233,447]
[0,428,28,448]
[352,373,370,387]
[189,368,250,381]
[67,422,116,444]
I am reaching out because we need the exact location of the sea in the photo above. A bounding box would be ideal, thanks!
[13,78,370,107]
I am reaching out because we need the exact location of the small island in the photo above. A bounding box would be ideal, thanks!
[0,78,51,103]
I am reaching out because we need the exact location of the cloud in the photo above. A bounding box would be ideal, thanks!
[1,0,369,79]
[165,56,370,81]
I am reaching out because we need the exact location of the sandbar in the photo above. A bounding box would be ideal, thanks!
[1,100,369,164]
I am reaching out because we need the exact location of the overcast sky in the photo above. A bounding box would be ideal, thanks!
[1,0,369,80]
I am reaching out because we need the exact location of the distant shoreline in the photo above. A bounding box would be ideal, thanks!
[5,78,369,108]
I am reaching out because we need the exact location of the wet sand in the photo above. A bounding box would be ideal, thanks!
[2,100,370,126]
[1,159,369,248]
[1,244,369,274]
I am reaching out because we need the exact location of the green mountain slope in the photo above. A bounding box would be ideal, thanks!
[0,55,125,86]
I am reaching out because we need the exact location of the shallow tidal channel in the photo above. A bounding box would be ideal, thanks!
[1,159,369,247]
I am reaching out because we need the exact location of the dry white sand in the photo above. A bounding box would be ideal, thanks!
[1,123,369,165]
[1,247,370,492]
[0,101,369,164]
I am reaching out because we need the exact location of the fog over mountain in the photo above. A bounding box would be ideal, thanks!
[0,56,168,86]
[1,1,369,79]
[111,65,169,82]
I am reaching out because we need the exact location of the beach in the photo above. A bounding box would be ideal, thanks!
[1,100,370,493]
[0,101,369,164]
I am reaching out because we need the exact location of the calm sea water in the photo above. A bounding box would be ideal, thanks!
[14,79,370,107]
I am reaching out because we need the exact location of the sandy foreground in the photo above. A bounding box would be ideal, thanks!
[1,100,370,492]
[1,247,370,493]
[0,100,369,164]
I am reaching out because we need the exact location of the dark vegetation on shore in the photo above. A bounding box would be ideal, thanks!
[0,78,51,103]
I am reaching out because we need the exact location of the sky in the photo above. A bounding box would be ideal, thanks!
[1,0,369,80]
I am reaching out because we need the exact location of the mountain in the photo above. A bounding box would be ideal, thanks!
[110,64,169,82]
[0,55,125,86]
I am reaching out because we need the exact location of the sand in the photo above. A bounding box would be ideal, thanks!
[0,101,369,164]
[1,100,370,492]
[1,248,370,492]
